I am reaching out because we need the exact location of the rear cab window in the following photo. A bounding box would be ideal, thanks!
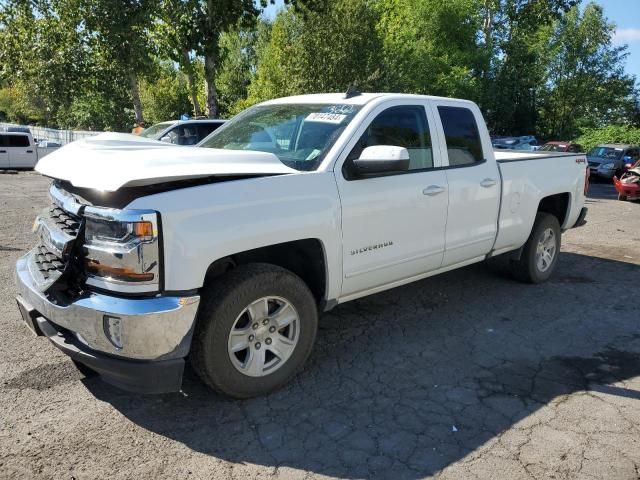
[437,106,484,166]
[6,134,30,147]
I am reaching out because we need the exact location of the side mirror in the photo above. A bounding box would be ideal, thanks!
[160,135,173,143]
[623,155,632,162]
[352,145,410,177]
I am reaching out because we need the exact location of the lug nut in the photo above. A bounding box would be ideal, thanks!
[255,342,261,349]
[252,323,259,330]
[269,326,276,333]
[248,334,255,341]
[263,319,269,325]
[265,338,272,345]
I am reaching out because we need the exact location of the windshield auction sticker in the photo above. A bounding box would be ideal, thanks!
[305,112,347,124]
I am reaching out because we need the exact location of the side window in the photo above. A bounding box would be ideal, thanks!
[7,135,30,147]
[348,105,433,171]
[196,123,221,142]
[437,106,484,166]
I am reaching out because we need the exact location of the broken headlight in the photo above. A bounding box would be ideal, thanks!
[83,207,161,293]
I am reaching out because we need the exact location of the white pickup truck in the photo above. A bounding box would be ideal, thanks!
[0,132,39,168]
[0,131,61,168]
[15,93,588,398]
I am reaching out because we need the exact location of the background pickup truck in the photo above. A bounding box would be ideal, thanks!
[16,93,588,398]
[0,131,60,168]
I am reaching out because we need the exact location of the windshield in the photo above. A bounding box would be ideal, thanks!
[540,144,566,152]
[138,122,175,138]
[200,103,362,171]
[587,146,624,160]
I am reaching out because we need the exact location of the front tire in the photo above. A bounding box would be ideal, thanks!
[511,213,561,284]
[191,263,318,399]
[618,193,627,201]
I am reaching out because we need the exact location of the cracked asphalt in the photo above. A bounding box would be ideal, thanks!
[1,172,639,480]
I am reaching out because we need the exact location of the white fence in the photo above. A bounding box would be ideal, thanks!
[0,122,100,145]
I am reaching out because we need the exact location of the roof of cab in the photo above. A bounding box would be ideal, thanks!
[260,92,477,106]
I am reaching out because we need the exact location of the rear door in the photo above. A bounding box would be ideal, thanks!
[7,134,36,167]
[0,135,8,167]
[335,101,448,298]
[430,101,501,266]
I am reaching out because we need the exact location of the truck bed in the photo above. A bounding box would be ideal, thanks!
[494,150,582,162]
[492,149,587,257]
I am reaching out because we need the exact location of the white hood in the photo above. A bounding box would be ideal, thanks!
[35,132,298,191]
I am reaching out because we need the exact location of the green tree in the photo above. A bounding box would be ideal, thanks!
[154,0,204,116]
[139,63,193,124]
[80,0,159,124]
[248,0,381,104]
[216,20,270,116]
[537,3,638,139]
[479,0,578,135]
[376,0,484,99]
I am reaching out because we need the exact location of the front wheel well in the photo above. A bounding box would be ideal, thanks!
[537,193,570,228]
[203,239,327,304]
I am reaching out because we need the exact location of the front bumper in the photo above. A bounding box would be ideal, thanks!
[15,253,200,393]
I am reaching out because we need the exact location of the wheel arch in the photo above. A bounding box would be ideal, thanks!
[537,192,571,229]
[203,238,329,306]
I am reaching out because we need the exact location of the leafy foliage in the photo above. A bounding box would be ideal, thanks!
[576,125,640,152]
[0,0,637,138]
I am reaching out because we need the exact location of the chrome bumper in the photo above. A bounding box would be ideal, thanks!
[15,254,200,361]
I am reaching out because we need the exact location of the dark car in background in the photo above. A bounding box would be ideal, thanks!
[539,141,583,153]
[138,119,226,146]
[586,144,640,179]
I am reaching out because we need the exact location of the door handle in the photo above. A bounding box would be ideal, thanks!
[26,150,33,153]
[0,150,6,153]
[423,185,445,196]
[480,178,497,188]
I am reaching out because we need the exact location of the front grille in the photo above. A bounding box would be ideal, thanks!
[48,205,81,238]
[29,198,84,292]
[33,243,65,281]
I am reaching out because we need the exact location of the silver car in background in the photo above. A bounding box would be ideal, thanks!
[138,119,226,146]
[586,144,640,179]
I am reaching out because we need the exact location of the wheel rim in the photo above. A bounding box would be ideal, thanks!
[535,227,557,273]
[227,296,300,377]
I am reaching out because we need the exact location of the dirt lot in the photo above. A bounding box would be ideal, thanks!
[1,172,639,480]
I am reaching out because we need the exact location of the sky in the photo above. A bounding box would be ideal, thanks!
[262,0,640,81]
[599,0,640,79]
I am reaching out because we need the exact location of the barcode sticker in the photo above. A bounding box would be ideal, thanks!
[305,113,347,124]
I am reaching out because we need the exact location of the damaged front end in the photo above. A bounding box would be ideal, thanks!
[613,167,640,201]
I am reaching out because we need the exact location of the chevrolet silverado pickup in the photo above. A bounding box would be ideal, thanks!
[15,93,589,398]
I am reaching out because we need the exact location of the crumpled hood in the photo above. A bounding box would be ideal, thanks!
[35,132,298,191]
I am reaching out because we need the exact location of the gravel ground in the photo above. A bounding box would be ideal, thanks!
[1,172,639,480]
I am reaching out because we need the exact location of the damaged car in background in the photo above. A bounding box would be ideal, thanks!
[614,161,640,201]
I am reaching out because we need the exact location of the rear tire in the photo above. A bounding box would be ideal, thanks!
[511,213,561,284]
[191,263,318,399]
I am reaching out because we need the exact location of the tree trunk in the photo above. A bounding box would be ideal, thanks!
[204,54,218,119]
[182,48,202,117]
[129,72,144,123]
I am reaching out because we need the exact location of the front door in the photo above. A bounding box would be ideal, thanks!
[335,103,449,298]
